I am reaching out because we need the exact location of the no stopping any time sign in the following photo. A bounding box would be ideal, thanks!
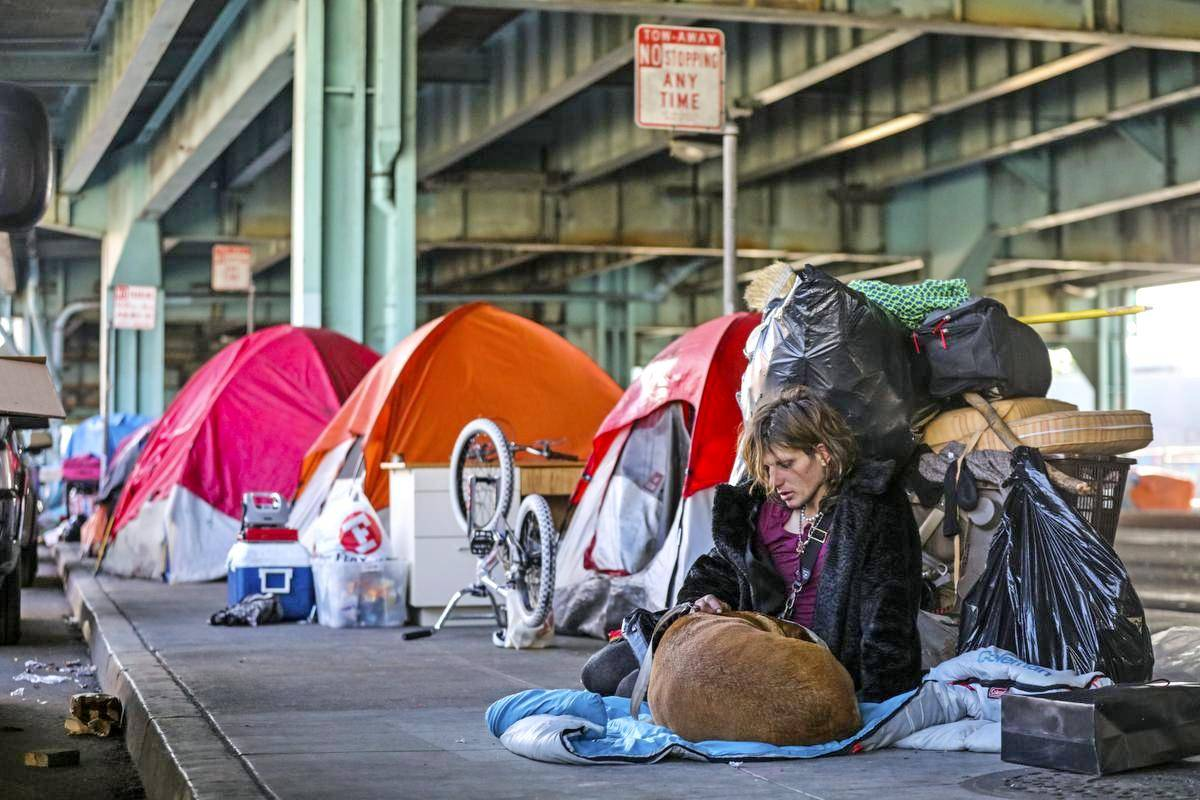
[634,24,726,133]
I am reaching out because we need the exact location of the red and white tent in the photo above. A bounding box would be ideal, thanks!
[103,326,379,582]
[554,313,760,637]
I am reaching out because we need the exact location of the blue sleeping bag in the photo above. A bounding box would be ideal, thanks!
[485,688,916,764]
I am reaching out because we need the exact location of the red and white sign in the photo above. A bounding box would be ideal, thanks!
[211,244,254,292]
[339,509,384,556]
[634,24,725,133]
[112,284,157,330]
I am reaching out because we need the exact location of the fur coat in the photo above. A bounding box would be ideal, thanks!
[676,460,922,703]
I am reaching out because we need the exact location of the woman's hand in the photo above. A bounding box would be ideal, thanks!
[691,594,730,614]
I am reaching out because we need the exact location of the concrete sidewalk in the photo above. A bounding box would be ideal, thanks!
[55,545,1200,799]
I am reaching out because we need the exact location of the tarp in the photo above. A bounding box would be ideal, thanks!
[104,326,379,582]
[554,314,759,637]
[64,412,153,459]
[296,302,622,512]
[579,313,761,502]
[62,455,100,484]
[98,423,154,503]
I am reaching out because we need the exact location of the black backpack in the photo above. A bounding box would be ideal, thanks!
[914,297,1051,400]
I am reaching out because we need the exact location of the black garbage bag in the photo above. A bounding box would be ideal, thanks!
[763,265,930,465]
[958,448,1153,682]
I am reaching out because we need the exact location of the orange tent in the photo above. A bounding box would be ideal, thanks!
[297,302,623,510]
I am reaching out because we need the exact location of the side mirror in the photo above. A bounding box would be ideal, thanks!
[0,82,52,232]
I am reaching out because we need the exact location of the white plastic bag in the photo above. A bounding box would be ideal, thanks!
[306,488,388,561]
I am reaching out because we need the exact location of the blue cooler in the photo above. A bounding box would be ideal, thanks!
[226,527,315,621]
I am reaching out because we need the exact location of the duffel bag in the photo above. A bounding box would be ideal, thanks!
[646,611,861,746]
[915,297,1051,399]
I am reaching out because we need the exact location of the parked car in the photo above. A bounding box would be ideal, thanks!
[0,80,58,644]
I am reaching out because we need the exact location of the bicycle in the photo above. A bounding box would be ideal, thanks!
[402,419,571,644]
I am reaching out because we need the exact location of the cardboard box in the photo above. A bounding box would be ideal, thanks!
[0,356,65,424]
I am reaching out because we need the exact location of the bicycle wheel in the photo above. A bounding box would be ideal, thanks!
[511,493,557,628]
[448,418,514,535]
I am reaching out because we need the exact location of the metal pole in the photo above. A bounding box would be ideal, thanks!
[722,121,739,315]
[100,287,113,478]
[246,281,256,334]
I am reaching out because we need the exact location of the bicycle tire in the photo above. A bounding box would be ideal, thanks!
[512,493,557,629]
[448,418,514,535]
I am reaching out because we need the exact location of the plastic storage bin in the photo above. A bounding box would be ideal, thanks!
[312,557,409,628]
[226,528,315,621]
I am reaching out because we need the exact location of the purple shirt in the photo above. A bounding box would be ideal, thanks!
[756,500,829,629]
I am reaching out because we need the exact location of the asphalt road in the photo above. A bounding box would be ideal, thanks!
[0,548,144,800]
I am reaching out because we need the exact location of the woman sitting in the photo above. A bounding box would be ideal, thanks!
[582,386,923,703]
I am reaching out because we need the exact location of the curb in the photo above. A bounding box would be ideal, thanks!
[55,545,271,800]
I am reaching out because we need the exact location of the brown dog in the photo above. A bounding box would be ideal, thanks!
[646,611,862,745]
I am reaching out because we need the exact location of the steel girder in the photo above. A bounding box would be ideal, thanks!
[0,52,99,85]
[59,0,196,194]
[547,26,920,191]
[426,0,1200,53]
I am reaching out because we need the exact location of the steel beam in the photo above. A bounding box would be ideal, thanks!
[0,52,98,85]
[873,83,1200,193]
[552,27,919,191]
[419,52,491,84]
[60,0,196,193]
[998,180,1200,237]
[135,0,251,145]
[426,0,1200,53]
[418,11,651,180]
[143,0,295,217]
[740,43,1122,185]
[419,240,829,260]
[226,92,294,191]
[228,130,293,191]
[428,251,542,288]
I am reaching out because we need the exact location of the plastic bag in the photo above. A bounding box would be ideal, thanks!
[306,489,389,561]
[759,265,931,465]
[958,448,1153,682]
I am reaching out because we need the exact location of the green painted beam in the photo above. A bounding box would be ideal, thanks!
[427,0,1200,53]
[0,52,98,85]
[60,0,196,193]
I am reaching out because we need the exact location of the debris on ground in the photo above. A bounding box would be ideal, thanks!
[13,672,70,685]
[24,748,80,768]
[65,693,123,737]
[10,687,25,697]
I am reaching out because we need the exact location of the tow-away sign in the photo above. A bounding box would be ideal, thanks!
[635,24,725,133]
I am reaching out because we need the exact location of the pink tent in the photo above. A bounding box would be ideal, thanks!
[104,326,379,582]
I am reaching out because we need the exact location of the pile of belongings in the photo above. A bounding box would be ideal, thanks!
[738,263,1156,681]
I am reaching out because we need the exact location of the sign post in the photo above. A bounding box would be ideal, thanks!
[634,24,736,313]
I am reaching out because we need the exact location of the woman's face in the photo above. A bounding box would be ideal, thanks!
[763,445,828,510]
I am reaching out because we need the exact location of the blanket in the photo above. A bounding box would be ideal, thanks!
[486,647,1110,764]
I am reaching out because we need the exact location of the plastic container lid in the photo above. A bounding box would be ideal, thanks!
[243,527,299,542]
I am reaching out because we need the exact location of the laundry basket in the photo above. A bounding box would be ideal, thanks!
[1044,454,1135,545]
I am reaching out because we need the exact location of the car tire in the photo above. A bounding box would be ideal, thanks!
[19,544,37,587]
[0,567,20,645]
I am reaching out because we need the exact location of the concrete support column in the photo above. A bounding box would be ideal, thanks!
[292,0,417,351]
